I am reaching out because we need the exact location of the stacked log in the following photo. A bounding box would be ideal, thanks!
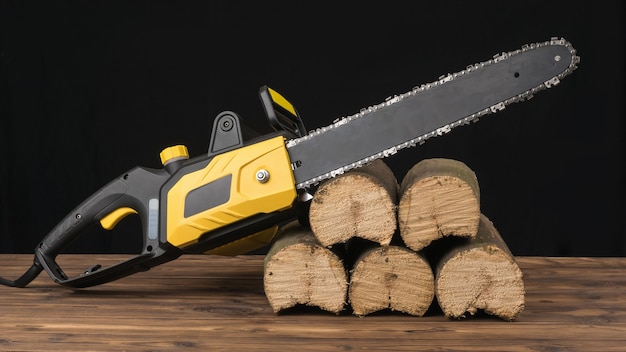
[308,159,398,247]
[348,245,434,317]
[432,214,525,321]
[263,221,347,314]
[398,158,481,251]
[263,158,524,321]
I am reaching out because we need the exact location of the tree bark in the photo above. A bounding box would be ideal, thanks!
[398,158,480,251]
[309,159,398,247]
[433,213,525,321]
[348,245,434,317]
[263,221,348,314]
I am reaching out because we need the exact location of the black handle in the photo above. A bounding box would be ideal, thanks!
[34,166,181,287]
[39,176,128,256]
[259,85,306,138]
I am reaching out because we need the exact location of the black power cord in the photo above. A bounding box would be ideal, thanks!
[0,257,43,287]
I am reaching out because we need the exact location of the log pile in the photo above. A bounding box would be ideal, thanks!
[263,158,525,321]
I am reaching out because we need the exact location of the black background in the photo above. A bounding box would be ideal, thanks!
[0,1,623,256]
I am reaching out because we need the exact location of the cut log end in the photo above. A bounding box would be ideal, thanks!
[436,246,525,321]
[264,223,348,314]
[309,160,398,247]
[434,214,525,321]
[264,243,348,314]
[398,158,480,251]
[349,246,434,317]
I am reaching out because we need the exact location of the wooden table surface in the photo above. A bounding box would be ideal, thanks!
[0,254,624,351]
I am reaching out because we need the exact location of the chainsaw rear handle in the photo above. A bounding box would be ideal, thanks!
[39,167,168,256]
[0,165,178,288]
[35,165,180,288]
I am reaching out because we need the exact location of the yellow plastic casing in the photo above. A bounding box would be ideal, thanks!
[165,136,296,250]
[160,145,189,166]
[204,225,278,256]
[100,207,138,230]
[268,87,298,116]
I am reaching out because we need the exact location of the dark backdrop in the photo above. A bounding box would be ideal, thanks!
[0,1,624,256]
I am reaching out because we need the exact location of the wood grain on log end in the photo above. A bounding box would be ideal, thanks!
[349,245,434,317]
[435,214,525,321]
[398,158,480,251]
[309,159,398,247]
[263,222,348,314]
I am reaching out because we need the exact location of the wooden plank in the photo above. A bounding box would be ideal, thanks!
[0,255,625,351]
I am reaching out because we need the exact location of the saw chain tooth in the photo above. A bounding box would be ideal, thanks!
[436,125,452,136]
[490,102,506,113]
[440,74,454,84]
[329,167,345,178]
[383,147,398,157]
[544,77,560,88]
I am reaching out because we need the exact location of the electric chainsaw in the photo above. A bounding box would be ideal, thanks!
[0,37,579,289]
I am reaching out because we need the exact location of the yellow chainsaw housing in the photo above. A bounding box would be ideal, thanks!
[164,136,296,250]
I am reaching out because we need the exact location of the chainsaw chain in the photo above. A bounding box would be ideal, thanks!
[287,37,579,189]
